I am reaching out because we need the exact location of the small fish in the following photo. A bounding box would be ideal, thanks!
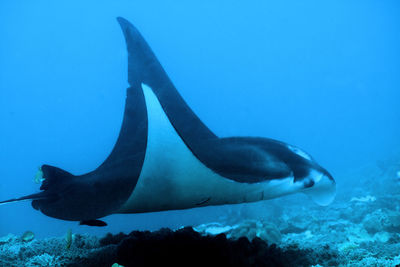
[21,231,35,242]
[65,229,72,249]
[34,167,45,184]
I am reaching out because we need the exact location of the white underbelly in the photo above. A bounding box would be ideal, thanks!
[117,84,300,213]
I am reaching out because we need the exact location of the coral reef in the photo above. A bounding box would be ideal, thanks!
[1,227,316,267]
[0,233,115,267]
[194,219,282,244]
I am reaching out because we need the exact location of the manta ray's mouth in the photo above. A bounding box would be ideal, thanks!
[302,171,336,206]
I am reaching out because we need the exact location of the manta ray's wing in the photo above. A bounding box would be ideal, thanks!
[116,17,294,184]
[117,17,217,144]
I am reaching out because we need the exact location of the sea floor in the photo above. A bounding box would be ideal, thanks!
[1,156,400,266]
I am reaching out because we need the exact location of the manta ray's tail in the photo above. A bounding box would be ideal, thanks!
[0,165,71,206]
[0,191,48,206]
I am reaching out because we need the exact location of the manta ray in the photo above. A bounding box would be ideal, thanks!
[0,17,335,226]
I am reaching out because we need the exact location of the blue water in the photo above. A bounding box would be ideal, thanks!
[0,1,399,239]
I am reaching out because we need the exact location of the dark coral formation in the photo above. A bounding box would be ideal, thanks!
[98,227,315,267]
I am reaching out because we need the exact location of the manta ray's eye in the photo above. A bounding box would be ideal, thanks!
[303,179,315,188]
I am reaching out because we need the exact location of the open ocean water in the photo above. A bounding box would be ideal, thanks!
[1,1,399,266]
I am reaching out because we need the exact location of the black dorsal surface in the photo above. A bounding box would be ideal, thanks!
[117,17,217,144]
[117,17,303,183]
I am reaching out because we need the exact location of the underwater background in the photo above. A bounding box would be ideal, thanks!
[1,1,399,266]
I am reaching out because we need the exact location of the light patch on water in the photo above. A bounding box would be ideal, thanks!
[350,195,376,203]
